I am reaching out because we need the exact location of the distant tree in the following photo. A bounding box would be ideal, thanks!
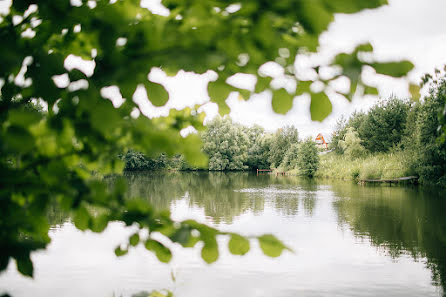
[247,133,273,170]
[339,127,366,159]
[296,139,319,177]
[358,97,411,152]
[280,143,300,170]
[404,76,446,186]
[330,112,365,154]
[201,117,249,170]
[121,150,168,171]
[268,126,299,168]
[330,116,347,154]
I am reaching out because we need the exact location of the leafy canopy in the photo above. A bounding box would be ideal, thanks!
[0,0,415,282]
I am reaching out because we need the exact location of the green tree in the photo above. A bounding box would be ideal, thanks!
[246,130,273,170]
[280,143,300,170]
[330,112,366,154]
[358,97,411,152]
[121,150,169,171]
[268,126,299,167]
[404,76,446,186]
[296,139,319,177]
[0,0,415,286]
[201,117,249,170]
[339,127,366,159]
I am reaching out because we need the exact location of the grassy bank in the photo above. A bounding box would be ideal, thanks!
[315,152,411,182]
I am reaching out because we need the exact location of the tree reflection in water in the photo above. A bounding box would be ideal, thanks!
[332,183,446,291]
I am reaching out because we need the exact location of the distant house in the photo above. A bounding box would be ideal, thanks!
[315,133,331,149]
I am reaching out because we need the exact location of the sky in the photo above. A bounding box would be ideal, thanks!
[138,0,446,138]
[2,0,446,138]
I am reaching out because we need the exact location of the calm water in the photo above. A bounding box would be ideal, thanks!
[1,172,446,297]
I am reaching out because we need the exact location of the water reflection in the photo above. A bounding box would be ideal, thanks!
[332,183,446,290]
[111,172,319,224]
[2,172,445,297]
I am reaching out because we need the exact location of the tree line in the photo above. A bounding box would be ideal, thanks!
[329,74,446,187]
[123,72,446,186]
[121,118,320,177]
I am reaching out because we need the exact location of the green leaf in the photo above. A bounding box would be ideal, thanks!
[73,206,91,231]
[409,83,421,101]
[8,109,42,128]
[310,92,332,122]
[115,246,128,257]
[255,76,272,93]
[129,233,140,247]
[371,61,414,77]
[208,80,234,115]
[272,88,294,114]
[355,43,374,53]
[258,234,289,258]
[90,214,109,233]
[169,226,191,247]
[297,1,334,35]
[201,240,219,264]
[296,81,312,96]
[325,0,388,14]
[145,81,169,106]
[16,256,33,277]
[145,239,172,263]
[364,85,379,95]
[228,234,250,256]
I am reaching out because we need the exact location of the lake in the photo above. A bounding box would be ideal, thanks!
[1,172,445,297]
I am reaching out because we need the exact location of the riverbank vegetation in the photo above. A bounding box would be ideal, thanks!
[121,118,320,177]
[122,72,446,187]
[320,73,446,187]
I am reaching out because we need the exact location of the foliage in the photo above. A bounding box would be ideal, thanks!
[201,117,249,170]
[357,97,411,152]
[280,143,300,171]
[403,75,446,186]
[338,127,366,159]
[248,134,273,169]
[0,0,416,290]
[268,126,299,168]
[332,183,446,290]
[317,151,410,181]
[296,139,319,177]
[120,150,169,171]
[330,112,365,153]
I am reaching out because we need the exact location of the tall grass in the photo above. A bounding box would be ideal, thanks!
[316,152,410,181]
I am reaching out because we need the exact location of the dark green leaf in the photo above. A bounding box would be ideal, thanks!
[129,233,140,247]
[145,81,169,107]
[16,256,33,277]
[371,61,414,77]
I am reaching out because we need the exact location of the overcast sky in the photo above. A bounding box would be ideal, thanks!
[138,0,446,138]
[2,0,446,138]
